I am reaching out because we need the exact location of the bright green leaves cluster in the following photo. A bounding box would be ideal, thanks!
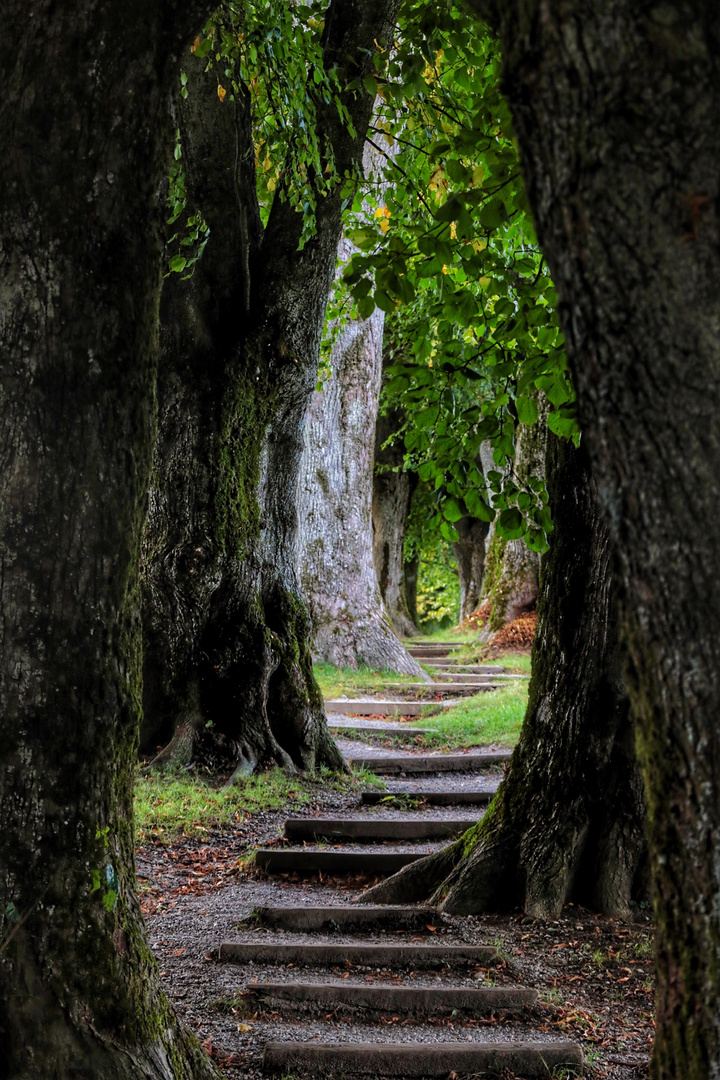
[334,1,579,550]
[188,0,357,244]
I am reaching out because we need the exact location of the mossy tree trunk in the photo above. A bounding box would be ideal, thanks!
[480,409,547,633]
[453,515,490,624]
[478,5,720,1077]
[363,436,647,916]
[372,407,420,639]
[141,0,400,772]
[0,1,223,1078]
[297,265,426,675]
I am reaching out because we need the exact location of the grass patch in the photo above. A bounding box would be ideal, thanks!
[313,662,421,699]
[407,681,528,749]
[134,766,385,842]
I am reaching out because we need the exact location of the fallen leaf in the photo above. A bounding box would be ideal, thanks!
[237,1023,253,1032]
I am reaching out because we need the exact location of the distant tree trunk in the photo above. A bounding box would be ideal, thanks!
[404,554,420,627]
[481,409,547,632]
[297,250,427,675]
[141,0,402,772]
[0,2,222,1078]
[484,7,720,1078]
[372,406,419,638]
[364,436,647,915]
[453,516,490,624]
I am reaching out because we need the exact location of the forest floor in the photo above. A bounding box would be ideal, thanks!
[136,642,654,1080]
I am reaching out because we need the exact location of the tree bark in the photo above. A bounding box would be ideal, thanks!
[141,0,402,771]
[0,2,222,1078]
[363,436,647,917]
[298,280,427,674]
[372,409,420,638]
[453,515,490,624]
[481,411,547,632]
[464,6,720,1076]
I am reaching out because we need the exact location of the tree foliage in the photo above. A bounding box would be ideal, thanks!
[334,4,578,551]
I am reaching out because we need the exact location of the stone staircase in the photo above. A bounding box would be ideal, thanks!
[211,642,581,1076]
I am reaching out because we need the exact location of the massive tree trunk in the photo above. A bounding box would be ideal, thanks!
[453,515,490,624]
[372,408,420,638]
[0,2,222,1078]
[363,436,647,915]
[473,6,720,1077]
[298,281,426,674]
[141,0,402,772]
[481,410,547,632]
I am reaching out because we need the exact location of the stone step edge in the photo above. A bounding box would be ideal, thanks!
[250,981,536,1013]
[360,790,495,805]
[250,905,444,930]
[253,850,425,874]
[219,943,498,965]
[263,1040,584,1077]
[283,818,477,840]
[346,751,510,773]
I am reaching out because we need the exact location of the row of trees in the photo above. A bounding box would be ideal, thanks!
[1,1,718,1079]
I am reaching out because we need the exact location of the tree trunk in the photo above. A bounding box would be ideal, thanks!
[482,6,720,1077]
[363,436,647,917]
[141,0,402,771]
[298,258,426,674]
[482,410,547,632]
[372,409,420,638]
[453,516,490,624]
[0,2,221,1078]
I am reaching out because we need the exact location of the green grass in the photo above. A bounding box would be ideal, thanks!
[407,681,528,749]
[134,765,385,842]
[313,662,422,699]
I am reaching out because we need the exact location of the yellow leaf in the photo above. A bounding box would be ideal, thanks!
[191,37,200,53]
[379,218,390,233]
[237,1023,253,1033]
[478,276,491,288]
[267,178,276,192]
[217,85,227,103]
[450,222,457,239]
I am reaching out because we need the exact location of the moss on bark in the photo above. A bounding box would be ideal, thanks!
[364,436,647,917]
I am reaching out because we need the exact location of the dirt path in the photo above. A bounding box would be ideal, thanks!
[138,648,654,1079]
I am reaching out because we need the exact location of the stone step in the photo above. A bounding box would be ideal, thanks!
[421,662,504,672]
[407,641,467,647]
[250,981,535,1016]
[251,905,444,932]
[325,700,454,716]
[346,751,510,774]
[263,1040,584,1076]
[327,718,433,734]
[220,943,497,967]
[361,789,495,806]
[283,818,477,842]
[433,671,524,682]
[254,849,426,875]
[385,682,501,695]
[407,649,456,658]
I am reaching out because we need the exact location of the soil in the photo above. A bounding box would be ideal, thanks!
[137,647,653,1080]
[137,793,654,1080]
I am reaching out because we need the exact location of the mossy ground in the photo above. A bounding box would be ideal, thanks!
[134,766,383,842]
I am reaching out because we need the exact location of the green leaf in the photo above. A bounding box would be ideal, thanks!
[168,255,187,273]
[374,289,396,313]
[443,498,463,523]
[515,395,539,425]
[439,520,460,543]
[497,507,525,540]
[357,295,376,320]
